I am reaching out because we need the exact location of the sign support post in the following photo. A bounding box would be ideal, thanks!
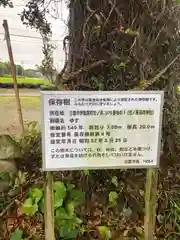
[144,168,158,240]
[44,172,55,240]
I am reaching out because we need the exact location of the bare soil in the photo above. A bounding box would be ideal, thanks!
[0,106,40,136]
[0,89,40,135]
[0,88,40,96]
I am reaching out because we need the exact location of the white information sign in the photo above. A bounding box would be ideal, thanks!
[41,91,164,171]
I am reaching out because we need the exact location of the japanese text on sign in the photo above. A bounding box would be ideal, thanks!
[41,91,164,171]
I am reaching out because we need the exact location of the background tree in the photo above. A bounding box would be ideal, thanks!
[36,41,56,82]
[0,0,12,7]
[0,60,43,78]
[0,62,6,76]
[16,64,24,76]
[0,61,11,76]
[20,0,57,82]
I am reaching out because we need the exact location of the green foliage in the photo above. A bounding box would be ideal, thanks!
[165,197,180,235]
[22,181,85,239]
[124,28,139,36]
[108,191,118,205]
[11,228,23,240]
[0,62,7,77]
[0,77,45,85]
[55,205,82,239]
[53,181,66,209]
[111,176,118,187]
[69,189,85,206]
[112,62,127,70]
[0,172,10,181]
[21,0,51,37]
[16,64,24,76]
[11,171,27,190]
[18,121,41,173]
[40,82,56,90]
[54,183,85,239]
[22,187,43,216]
[0,0,13,8]
[0,76,47,89]
[0,61,42,78]
[98,226,111,239]
[83,169,90,176]
[37,42,56,83]
[22,198,38,216]
[29,188,43,203]
[66,183,75,191]
[91,76,105,90]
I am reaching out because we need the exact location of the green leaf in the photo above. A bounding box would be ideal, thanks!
[67,229,79,238]
[111,176,118,187]
[125,28,139,36]
[66,183,75,191]
[70,189,85,206]
[113,62,126,70]
[54,191,64,209]
[66,202,75,217]
[39,197,44,213]
[29,188,43,203]
[59,227,79,239]
[177,0,180,4]
[108,191,118,205]
[98,82,104,91]
[98,226,111,240]
[83,170,90,176]
[118,62,126,68]
[22,198,38,216]
[11,228,23,240]
[74,216,83,225]
[53,181,66,209]
[55,207,70,220]
[53,181,66,199]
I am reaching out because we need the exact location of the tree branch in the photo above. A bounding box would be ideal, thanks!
[133,53,180,90]
[61,60,106,84]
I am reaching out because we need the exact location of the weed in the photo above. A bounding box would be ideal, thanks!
[22,181,85,239]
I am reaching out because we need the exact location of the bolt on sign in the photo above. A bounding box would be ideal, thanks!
[41,91,164,171]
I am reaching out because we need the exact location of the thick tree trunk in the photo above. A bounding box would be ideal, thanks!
[67,0,179,154]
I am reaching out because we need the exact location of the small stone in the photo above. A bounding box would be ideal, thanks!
[0,135,20,160]
[0,159,17,173]
[0,180,9,192]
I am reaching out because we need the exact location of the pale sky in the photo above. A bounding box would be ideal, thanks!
[0,0,69,70]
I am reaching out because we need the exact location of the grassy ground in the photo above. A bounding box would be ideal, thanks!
[0,77,45,85]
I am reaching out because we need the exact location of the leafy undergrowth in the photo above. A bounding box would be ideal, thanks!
[0,170,180,239]
[0,122,180,239]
